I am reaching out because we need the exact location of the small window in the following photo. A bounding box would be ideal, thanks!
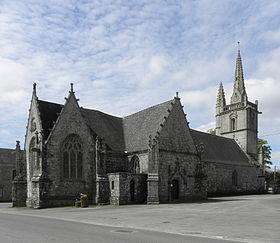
[232,170,238,187]
[111,181,114,190]
[231,118,236,131]
[12,169,16,179]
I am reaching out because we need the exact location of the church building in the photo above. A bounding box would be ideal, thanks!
[13,50,265,208]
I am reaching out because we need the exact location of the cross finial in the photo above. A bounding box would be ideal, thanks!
[16,140,20,150]
[70,83,74,93]
[33,83,37,96]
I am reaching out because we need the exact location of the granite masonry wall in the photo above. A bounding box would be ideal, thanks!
[108,173,147,205]
[157,98,206,202]
[41,95,96,207]
[0,149,16,201]
[205,161,264,196]
[106,151,128,173]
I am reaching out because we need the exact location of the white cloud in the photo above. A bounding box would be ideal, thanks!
[0,129,11,136]
[195,122,216,132]
[0,0,279,161]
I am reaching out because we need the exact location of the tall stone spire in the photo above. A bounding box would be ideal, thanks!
[217,82,226,106]
[230,44,248,104]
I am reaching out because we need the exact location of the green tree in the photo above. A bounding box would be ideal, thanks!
[208,129,216,135]
[258,138,272,167]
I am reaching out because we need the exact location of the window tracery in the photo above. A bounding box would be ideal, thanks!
[62,135,83,180]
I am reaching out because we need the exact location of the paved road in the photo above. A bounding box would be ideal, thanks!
[0,213,239,243]
[0,194,279,242]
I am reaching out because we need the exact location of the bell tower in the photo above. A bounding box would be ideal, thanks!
[216,46,259,162]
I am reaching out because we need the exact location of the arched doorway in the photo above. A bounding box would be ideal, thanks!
[171,179,179,200]
[130,180,135,202]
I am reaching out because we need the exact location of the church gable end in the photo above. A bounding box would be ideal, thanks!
[158,98,196,153]
[43,88,96,206]
[123,99,174,152]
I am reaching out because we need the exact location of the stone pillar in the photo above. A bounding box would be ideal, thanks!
[147,173,159,204]
[30,174,50,208]
[95,137,109,204]
[28,131,50,208]
[12,141,27,207]
[194,143,207,199]
[147,136,159,204]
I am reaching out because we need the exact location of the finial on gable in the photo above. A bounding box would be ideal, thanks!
[175,92,180,99]
[33,83,37,95]
[70,83,74,93]
[16,140,20,150]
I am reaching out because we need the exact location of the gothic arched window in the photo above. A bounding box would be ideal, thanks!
[62,135,83,180]
[130,155,140,173]
[231,118,236,131]
[232,170,238,187]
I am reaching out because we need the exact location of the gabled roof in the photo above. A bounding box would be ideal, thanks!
[0,148,16,165]
[37,100,63,139]
[36,97,174,152]
[123,100,173,152]
[190,129,250,165]
[80,108,125,151]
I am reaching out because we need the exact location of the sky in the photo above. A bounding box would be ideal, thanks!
[0,0,280,165]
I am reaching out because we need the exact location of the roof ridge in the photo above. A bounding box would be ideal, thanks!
[0,148,15,151]
[190,129,236,141]
[124,99,174,119]
[38,99,63,106]
[81,107,122,120]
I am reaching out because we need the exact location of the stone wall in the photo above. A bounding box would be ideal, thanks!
[108,173,147,205]
[158,151,206,202]
[205,161,265,196]
[0,148,16,201]
[106,151,128,173]
[156,98,206,202]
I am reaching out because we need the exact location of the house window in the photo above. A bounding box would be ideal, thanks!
[231,118,236,131]
[111,181,114,190]
[130,155,140,173]
[62,135,83,180]
[232,170,238,187]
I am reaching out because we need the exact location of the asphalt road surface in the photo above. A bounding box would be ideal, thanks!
[0,213,240,243]
[0,194,280,242]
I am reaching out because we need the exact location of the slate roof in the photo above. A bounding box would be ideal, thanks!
[35,97,250,166]
[0,148,16,165]
[37,100,63,139]
[123,100,173,152]
[80,109,125,151]
[36,98,173,152]
[190,129,250,165]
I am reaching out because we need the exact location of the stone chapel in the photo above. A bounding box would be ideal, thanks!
[12,50,265,208]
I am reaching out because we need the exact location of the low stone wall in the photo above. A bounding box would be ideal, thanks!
[108,173,147,205]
